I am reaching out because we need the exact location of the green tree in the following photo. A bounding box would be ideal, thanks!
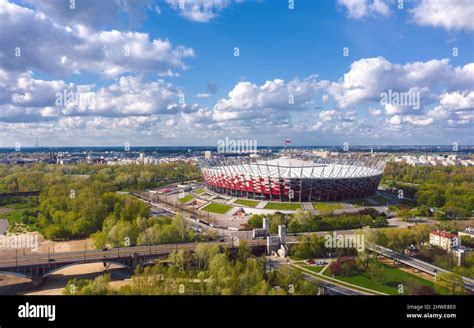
[435,272,464,295]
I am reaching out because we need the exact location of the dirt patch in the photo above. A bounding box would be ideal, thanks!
[21,263,131,295]
[0,207,14,214]
[0,231,94,257]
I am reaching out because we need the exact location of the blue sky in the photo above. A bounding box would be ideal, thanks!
[0,0,473,147]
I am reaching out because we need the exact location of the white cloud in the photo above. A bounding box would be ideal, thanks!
[212,76,322,122]
[428,91,474,123]
[439,90,474,110]
[326,57,473,109]
[0,0,194,77]
[368,107,382,115]
[410,0,474,31]
[196,93,211,98]
[319,110,336,122]
[402,115,434,126]
[338,0,390,19]
[166,0,232,22]
[387,115,402,125]
[311,121,323,131]
[24,0,153,29]
[0,69,204,122]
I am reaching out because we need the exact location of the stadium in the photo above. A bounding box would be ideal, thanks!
[199,156,386,202]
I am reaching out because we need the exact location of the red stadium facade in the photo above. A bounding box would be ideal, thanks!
[199,157,386,202]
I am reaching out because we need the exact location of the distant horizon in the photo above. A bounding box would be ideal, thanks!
[1,144,473,150]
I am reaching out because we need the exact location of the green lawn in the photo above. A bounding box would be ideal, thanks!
[300,265,325,273]
[349,194,390,207]
[264,202,302,210]
[178,194,194,203]
[202,203,232,214]
[313,202,343,211]
[233,199,259,207]
[323,261,442,295]
[194,188,205,195]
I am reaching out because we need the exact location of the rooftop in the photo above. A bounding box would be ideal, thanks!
[431,230,458,239]
[201,156,386,179]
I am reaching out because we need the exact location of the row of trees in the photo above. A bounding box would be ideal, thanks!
[92,214,218,248]
[247,208,387,234]
[0,162,201,193]
[382,162,474,217]
[291,234,358,259]
[0,162,201,240]
[64,243,318,295]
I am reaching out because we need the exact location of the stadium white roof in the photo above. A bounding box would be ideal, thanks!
[202,156,385,179]
[258,157,315,167]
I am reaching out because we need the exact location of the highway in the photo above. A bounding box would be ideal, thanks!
[369,244,474,291]
[303,273,366,295]
[270,258,365,295]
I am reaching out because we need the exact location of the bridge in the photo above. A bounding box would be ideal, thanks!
[368,244,474,292]
[0,240,265,287]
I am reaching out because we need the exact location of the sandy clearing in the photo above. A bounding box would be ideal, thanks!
[22,262,132,295]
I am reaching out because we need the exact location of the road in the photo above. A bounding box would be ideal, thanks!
[131,192,253,241]
[0,219,8,234]
[369,244,474,291]
[270,257,364,295]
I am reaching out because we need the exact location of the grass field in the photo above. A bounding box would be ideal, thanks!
[264,202,302,210]
[202,203,232,214]
[194,188,205,195]
[300,265,325,273]
[233,199,259,207]
[313,202,344,211]
[323,261,442,295]
[350,194,390,207]
[178,194,194,203]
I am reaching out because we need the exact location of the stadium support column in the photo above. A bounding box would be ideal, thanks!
[277,163,282,201]
[298,166,303,203]
[256,162,265,200]
[308,166,315,202]
[266,163,273,201]
[288,164,292,202]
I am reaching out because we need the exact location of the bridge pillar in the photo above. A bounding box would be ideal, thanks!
[131,252,140,272]
[31,275,44,288]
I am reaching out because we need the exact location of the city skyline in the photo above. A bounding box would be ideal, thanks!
[0,0,473,147]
